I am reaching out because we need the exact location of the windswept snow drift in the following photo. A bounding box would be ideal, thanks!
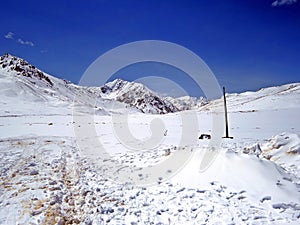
[172,149,298,203]
[261,133,300,177]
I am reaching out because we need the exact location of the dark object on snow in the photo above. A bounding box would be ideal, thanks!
[164,149,171,156]
[164,130,168,136]
[199,134,211,139]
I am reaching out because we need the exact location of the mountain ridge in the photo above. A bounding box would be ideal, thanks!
[0,53,207,114]
[1,53,299,114]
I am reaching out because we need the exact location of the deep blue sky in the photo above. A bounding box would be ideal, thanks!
[1,0,299,97]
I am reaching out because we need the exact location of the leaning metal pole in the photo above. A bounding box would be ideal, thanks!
[223,86,233,139]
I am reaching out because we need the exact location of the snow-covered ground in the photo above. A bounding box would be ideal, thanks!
[0,54,299,224]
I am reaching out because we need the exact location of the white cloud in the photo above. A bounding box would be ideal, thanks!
[4,32,14,39]
[272,0,297,6]
[17,38,34,47]
[4,32,35,47]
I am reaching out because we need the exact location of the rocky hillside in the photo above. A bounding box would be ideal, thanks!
[100,79,207,114]
[100,79,179,114]
[0,53,53,86]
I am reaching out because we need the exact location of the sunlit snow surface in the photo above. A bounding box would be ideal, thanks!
[0,64,300,224]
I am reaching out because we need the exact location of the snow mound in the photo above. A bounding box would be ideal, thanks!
[172,149,299,204]
[262,133,300,157]
[243,143,262,156]
[261,132,300,177]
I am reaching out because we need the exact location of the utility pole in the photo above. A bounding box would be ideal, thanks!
[223,86,233,139]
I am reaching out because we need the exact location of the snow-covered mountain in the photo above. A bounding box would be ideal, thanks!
[0,54,207,115]
[0,53,53,86]
[101,79,208,113]
[165,95,207,111]
[101,79,181,114]
[0,53,105,110]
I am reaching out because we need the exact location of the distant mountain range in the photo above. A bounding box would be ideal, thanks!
[1,53,299,115]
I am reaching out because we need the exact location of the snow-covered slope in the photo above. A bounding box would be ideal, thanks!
[201,82,300,112]
[0,54,126,115]
[165,95,207,111]
[102,78,300,114]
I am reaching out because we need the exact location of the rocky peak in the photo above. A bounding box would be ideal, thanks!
[0,53,53,86]
[101,79,179,114]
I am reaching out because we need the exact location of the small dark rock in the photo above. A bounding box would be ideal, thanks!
[118,207,125,212]
[238,196,246,200]
[49,186,61,191]
[176,187,185,193]
[272,203,287,209]
[107,207,114,213]
[49,180,57,185]
[30,170,39,176]
[191,207,197,212]
[31,209,43,216]
[260,196,271,203]
[28,162,36,167]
